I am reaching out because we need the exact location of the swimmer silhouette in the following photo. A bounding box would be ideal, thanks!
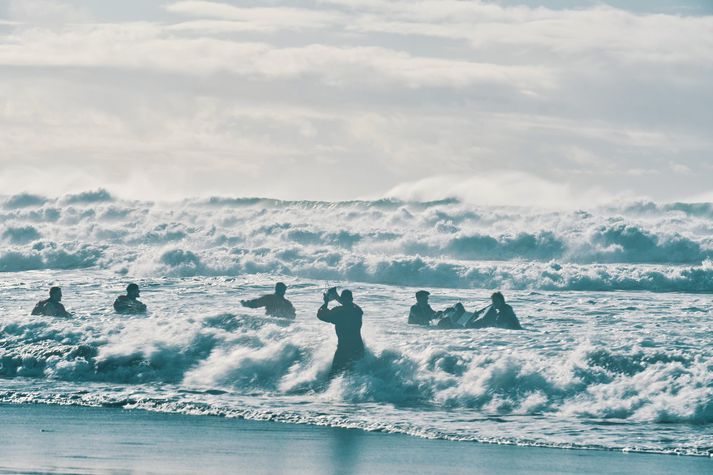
[113,283,147,314]
[317,289,364,374]
[436,302,467,328]
[408,290,442,325]
[468,292,522,330]
[31,286,71,318]
[241,282,296,319]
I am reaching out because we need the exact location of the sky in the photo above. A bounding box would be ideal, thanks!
[0,0,711,205]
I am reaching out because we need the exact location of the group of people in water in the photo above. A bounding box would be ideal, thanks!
[31,284,147,318]
[408,290,522,330]
[30,282,520,374]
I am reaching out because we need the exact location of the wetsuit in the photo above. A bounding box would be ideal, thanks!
[408,303,437,325]
[317,303,364,373]
[436,304,467,328]
[242,294,296,319]
[468,304,521,330]
[113,295,147,314]
[31,299,70,318]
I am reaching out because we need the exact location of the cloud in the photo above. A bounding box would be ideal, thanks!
[4,0,92,25]
[0,23,553,91]
[0,1,710,202]
[328,0,713,65]
[166,1,344,31]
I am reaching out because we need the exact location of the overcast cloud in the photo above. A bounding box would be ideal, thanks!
[0,0,711,204]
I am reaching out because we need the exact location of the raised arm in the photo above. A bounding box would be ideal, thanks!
[241,295,268,309]
[317,303,336,323]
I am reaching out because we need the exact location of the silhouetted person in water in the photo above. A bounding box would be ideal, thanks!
[436,302,468,328]
[318,289,364,374]
[114,283,147,314]
[32,286,71,318]
[468,292,522,330]
[241,282,296,319]
[408,290,442,325]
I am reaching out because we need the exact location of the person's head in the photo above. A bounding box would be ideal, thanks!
[415,290,430,304]
[491,291,506,308]
[126,283,140,299]
[49,286,62,301]
[275,282,287,297]
[339,289,353,305]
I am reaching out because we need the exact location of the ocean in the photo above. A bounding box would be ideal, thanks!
[0,191,711,458]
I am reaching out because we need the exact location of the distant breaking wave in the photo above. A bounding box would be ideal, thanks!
[2,190,713,292]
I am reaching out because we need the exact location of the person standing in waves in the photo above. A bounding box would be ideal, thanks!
[113,283,147,314]
[408,290,442,325]
[31,286,71,318]
[241,282,296,319]
[467,291,522,330]
[317,289,364,375]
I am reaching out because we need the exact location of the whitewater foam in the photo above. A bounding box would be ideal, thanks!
[2,192,713,292]
[0,271,711,457]
[1,193,711,456]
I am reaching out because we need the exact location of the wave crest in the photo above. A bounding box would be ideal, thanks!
[2,193,713,292]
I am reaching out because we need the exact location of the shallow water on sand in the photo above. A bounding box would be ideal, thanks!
[1,270,711,457]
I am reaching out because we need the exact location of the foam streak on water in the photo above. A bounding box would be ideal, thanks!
[0,193,711,457]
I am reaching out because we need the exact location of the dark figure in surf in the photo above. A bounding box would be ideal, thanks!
[241,282,296,319]
[436,302,468,328]
[317,289,364,374]
[113,283,147,314]
[31,286,71,318]
[408,290,442,325]
[468,292,522,330]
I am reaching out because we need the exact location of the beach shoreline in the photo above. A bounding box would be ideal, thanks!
[0,403,710,475]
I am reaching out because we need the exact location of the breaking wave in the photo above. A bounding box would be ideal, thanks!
[1,330,710,417]
[0,296,710,457]
[2,191,713,292]
[0,310,710,425]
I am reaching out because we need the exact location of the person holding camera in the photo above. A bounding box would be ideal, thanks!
[317,288,364,375]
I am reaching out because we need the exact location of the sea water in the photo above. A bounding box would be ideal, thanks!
[0,191,711,457]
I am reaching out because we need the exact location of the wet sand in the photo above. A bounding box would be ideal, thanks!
[0,403,710,474]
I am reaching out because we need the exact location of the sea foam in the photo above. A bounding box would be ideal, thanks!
[2,191,713,292]
[1,193,711,456]
[0,275,711,456]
